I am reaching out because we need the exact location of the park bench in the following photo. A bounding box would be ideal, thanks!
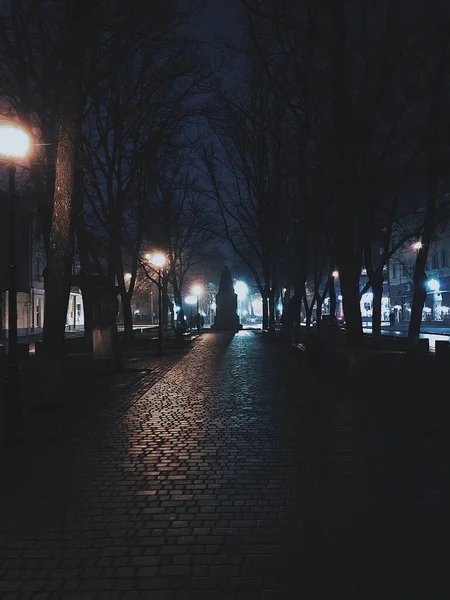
[175,329,193,346]
[182,331,192,344]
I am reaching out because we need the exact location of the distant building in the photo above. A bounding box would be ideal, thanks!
[389,230,450,323]
[0,189,84,338]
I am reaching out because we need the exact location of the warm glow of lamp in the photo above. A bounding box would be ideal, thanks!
[191,284,203,297]
[0,125,30,159]
[148,253,166,268]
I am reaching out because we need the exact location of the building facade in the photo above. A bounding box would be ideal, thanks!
[389,234,450,323]
[0,196,84,339]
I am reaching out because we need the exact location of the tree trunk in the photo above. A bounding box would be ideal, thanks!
[408,53,441,351]
[121,292,133,339]
[169,301,175,330]
[75,180,93,345]
[316,295,323,332]
[162,275,169,329]
[329,272,337,328]
[262,291,269,330]
[80,275,93,346]
[304,295,314,329]
[42,88,81,370]
[268,290,275,330]
[281,290,302,341]
[371,272,383,341]
[171,277,186,331]
[41,0,90,390]
[339,269,362,346]
[408,258,428,350]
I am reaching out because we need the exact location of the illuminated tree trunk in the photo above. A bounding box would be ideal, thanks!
[42,84,82,367]
[42,0,91,378]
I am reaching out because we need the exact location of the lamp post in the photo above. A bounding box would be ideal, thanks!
[147,253,166,354]
[0,125,30,390]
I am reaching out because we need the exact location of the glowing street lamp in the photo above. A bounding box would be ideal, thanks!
[0,124,30,397]
[234,280,248,321]
[147,253,167,354]
[427,278,440,292]
[412,241,423,250]
[332,270,339,279]
[234,280,248,300]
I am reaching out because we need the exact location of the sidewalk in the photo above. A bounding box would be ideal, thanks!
[381,322,450,335]
[0,329,197,445]
[0,331,448,596]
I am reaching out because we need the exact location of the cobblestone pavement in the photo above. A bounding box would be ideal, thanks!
[0,331,447,598]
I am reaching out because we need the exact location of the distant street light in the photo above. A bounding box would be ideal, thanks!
[332,270,339,279]
[0,125,30,394]
[147,253,167,354]
[427,278,440,292]
[234,280,248,300]
[412,241,423,250]
[234,280,248,320]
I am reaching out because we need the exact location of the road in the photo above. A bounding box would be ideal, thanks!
[364,325,450,352]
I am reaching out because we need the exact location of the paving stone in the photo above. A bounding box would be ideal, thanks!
[1,331,442,596]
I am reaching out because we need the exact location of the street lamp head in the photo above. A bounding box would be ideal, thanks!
[412,241,422,250]
[191,283,203,297]
[148,253,166,268]
[427,278,440,292]
[332,270,339,279]
[0,125,30,159]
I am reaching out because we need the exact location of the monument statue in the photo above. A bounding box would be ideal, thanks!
[213,266,240,330]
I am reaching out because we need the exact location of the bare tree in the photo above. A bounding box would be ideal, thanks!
[202,70,292,329]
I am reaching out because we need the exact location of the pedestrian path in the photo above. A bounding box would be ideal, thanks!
[0,331,446,597]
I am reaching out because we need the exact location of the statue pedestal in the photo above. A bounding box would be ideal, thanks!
[214,291,239,330]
